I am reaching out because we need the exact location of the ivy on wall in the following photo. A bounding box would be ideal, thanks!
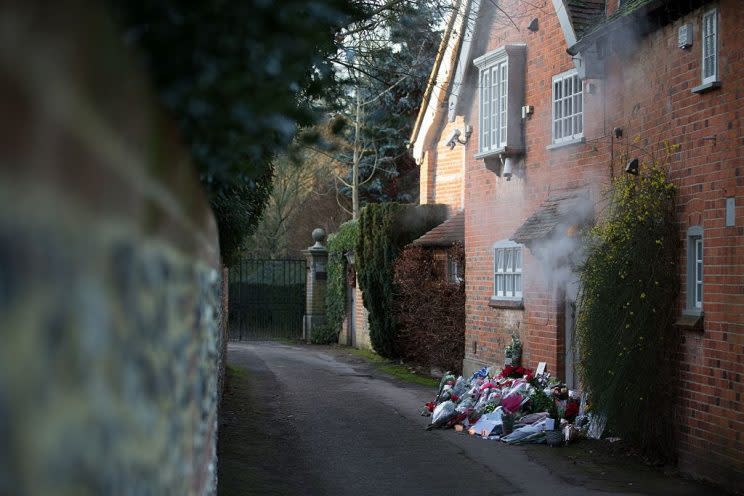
[356,203,447,358]
[326,220,359,336]
[576,158,680,461]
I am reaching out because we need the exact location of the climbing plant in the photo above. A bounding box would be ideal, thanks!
[326,220,359,335]
[576,156,680,461]
[356,203,447,358]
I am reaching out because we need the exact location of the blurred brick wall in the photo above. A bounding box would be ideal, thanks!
[0,2,223,495]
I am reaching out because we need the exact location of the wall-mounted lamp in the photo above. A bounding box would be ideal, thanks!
[527,18,539,32]
[521,105,534,119]
[614,127,623,139]
[625,158,639,175]
[499,155,517,181]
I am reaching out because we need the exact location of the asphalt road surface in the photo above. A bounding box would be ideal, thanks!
[218,342,714,496]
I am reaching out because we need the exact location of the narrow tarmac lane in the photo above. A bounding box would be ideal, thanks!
[218,342,712,496]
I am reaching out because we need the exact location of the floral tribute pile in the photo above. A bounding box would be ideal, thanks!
[423,365,588,446]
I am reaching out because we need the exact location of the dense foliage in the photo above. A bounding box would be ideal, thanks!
[107,0,361,264]
[322,2,445,214]
[356,203,447,357]
[394,243,465,373]
[576,161,680,461]
[310,324,340,345]
[326,220,359,335]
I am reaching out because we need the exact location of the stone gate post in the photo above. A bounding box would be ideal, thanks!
[303,228,328,341]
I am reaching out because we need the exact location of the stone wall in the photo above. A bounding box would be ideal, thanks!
[0,2,223,495]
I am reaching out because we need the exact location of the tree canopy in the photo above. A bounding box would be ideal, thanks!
[107,0,361,264]
[108,0,453,263]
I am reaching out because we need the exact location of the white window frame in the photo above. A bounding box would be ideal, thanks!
[448,255,463,284]
[493,240,523,300]
[552,69,584,144]
[686,226,703,313]
[478,56,508,154]
[701,8,719,85]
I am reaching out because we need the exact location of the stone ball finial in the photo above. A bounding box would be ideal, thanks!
[312,228,326,243]
[309,227,326,250]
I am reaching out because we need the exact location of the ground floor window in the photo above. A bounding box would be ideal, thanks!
[493,240,523,299]
[686,226,703,312]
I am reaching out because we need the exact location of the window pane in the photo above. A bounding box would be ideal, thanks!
[496,274,503,295]
[696,282,702,304]
[481,71,489,149]
[495,248,503,272]
[504,249,512,273]
[491,67,498,147]
[506,274,514,295]
[515,248,522,271]
[515,274,522,294]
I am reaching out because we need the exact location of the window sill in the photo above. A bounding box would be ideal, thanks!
[474,146,525,160]
[489,297,524,310]
[546,137,585,150]
[691,81,721,94]
[474,148,505,160]
[674,311,704,332]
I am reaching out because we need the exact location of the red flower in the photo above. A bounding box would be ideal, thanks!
[565,400,579,421]
[499,365,534,379]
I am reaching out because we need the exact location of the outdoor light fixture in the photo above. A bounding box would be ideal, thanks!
[527,18,539,32]
[502,156,516,180]
[625,158,639,175]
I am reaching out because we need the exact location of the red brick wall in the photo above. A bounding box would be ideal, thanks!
[449,0,744,488]
[462,0,591,380]
[596,2,744,487]
[421,117,467,213]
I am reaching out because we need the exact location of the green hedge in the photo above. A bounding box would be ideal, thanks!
[577,161,679,461]
[356,203,447,357]
[326,220,359,335]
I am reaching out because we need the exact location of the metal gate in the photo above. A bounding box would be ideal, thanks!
[228,259,306,341]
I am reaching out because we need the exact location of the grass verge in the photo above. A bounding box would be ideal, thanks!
[347,347,438,387]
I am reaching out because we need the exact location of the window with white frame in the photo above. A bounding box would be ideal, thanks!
[493,241,523,299]
[479,58,508,153]
[473,44,525,157]
[552,69,583,143]
[701,8,718,84]
[448,255,463,284]
[686,226,703,312]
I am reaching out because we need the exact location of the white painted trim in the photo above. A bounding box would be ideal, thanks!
[472,44,526,69]
[448,0,481,122]
[411,1,471,162]
[551,0,577,46]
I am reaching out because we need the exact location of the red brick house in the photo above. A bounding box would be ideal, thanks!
[411,0,743,488]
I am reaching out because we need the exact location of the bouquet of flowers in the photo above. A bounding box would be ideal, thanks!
[498,365,534,380]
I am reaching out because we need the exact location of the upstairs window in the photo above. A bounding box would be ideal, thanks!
[473,45,526,158]
[552,69,583,144]
[493,241,523,299]
[479,59,508,153]
[701,8,718,84]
